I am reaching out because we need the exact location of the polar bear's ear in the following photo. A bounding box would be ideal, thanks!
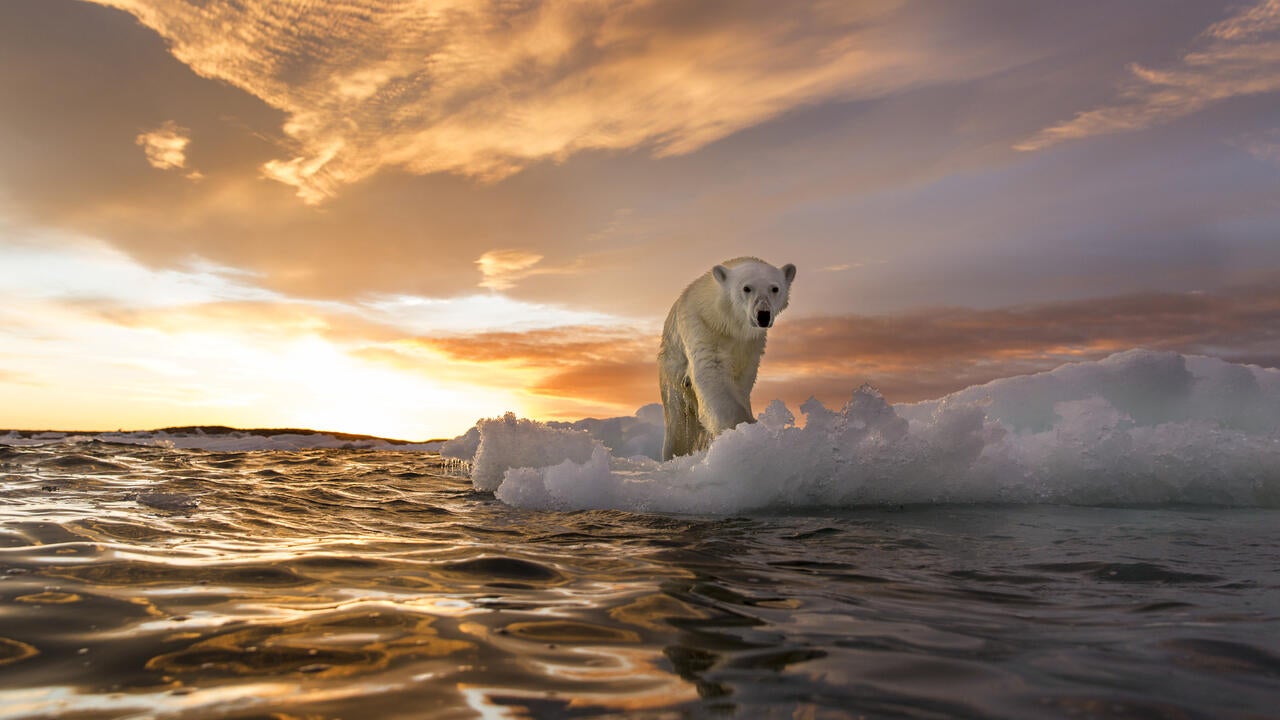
[712,265,729,286]
[782,264,797,284]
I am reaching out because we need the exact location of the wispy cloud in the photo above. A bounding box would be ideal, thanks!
[818,262,871,273]
[476,249,545,291]
[475,249,589,291]
[363,292,615,334]
[90,0,1008,203]
[135,121,200,178]
[0,235,276,307]
[1234,127,1280,164]
[1017,0,1280,151]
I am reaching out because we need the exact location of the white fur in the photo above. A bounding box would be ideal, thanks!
[658,257,796,460]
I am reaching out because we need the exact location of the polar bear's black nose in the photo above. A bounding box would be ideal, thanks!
[757,310,772,327]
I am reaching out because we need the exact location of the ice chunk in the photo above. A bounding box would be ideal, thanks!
[475,351,1280,512]
[444,403,665,463]
[469,412,602,492]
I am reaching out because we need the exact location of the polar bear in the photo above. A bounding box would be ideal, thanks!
[658,257,796,460]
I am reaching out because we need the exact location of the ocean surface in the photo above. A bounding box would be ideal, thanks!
[3,350,1280,718]
[1,441,1278,719]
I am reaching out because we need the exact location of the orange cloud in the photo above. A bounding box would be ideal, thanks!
[531,361,656,415]
[475,249,544,291]
[1018,0,1280,151]
[763,286,1280,402]
[135,121,191,170]
[425,326,649,364]
[89,0,1009,203]
[413,284,1280,413]
[407,325,655,416]
[474,249,595,291]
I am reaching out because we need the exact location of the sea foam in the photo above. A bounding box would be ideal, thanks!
[459,350,1280,512]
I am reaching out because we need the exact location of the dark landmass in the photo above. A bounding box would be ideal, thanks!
[0,426,449,445]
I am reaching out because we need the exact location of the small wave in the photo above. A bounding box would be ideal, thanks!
[1026,561,1224,584]
[36,454,128,472]
[461,350,1280,513]
[130,492,202,512]
[439,557,565,583]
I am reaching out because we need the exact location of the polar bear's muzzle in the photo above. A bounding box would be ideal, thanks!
[756,309,772,328]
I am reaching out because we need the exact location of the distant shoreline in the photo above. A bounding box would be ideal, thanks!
[0,426,449,446]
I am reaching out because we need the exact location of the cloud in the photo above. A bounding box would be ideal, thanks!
[88,0,1011,203]
[364,291,617,333]
[0,235,643,434]
[0,234,280,308]
[135,120,192,171]
[1235,128,1280,164]
[1017,0,1280,151]
[19,1,1270,321]
[414,284,1280,414]
[0,233,621,335]
[473,249,591,291]
[476,249,545,291]
[818,263,867,273]
[414,325,656,415]
[764,285,1280,402]
[6,229,1278,433]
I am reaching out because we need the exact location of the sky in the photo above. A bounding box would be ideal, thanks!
[1,0,1278,440]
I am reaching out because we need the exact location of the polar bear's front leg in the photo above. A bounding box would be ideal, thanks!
[661,373,706,460]
[689,357,755,437]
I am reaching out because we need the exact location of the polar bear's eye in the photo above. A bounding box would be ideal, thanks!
[771,286,779,294]
[743,286,752,294]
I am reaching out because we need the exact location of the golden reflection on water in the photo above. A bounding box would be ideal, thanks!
[610,592,709,630]
[503,620,641,644]
[0,680,413,719]
[458,641,702,715]
[7,445,776,717]
[14,591,82,604]
[457,617,700,713]
[147,607,472,679]
[0,638,40,666]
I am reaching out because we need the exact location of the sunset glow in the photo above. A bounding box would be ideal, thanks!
[2,0,1278,439]
[0,236,627,438]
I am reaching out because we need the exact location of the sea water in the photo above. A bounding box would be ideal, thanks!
[1,350,1278,718]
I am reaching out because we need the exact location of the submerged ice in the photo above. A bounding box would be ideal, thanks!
[457,350,1280,513]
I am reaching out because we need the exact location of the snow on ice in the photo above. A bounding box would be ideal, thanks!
[455,351,1280,512]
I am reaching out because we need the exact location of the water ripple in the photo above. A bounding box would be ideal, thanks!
[0,444,1276,718]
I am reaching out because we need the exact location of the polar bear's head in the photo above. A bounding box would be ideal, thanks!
[712,258,797,332]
